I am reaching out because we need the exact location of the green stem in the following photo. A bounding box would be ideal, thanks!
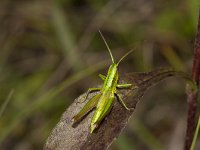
[190,116,200,150]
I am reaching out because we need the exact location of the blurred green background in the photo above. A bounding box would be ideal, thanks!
[0,0,199,149]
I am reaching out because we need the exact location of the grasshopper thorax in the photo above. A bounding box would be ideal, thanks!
[102,63,118,90]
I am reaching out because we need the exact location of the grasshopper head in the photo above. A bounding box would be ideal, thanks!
[108,63,118,73]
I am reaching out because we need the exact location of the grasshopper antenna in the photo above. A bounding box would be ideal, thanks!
[117,49,135,65]
[99,30,114,63]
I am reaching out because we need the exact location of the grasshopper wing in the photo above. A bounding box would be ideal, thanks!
[90,93,115,133]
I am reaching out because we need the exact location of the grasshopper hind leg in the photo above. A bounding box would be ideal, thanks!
[115,92,134,111]
[78,87,101,103]
[72,93,101,124]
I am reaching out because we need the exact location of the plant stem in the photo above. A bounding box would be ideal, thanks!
[184,11,200,150]
[190,116,200,150]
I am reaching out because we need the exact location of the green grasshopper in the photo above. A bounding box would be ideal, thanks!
[72,31,136,133]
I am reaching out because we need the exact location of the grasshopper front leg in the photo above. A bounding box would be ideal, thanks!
[99,74,106,80]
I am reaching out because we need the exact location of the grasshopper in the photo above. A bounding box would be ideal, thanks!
[72,31,136,133]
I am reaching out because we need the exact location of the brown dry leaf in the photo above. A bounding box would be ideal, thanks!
[44,68,193,150]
